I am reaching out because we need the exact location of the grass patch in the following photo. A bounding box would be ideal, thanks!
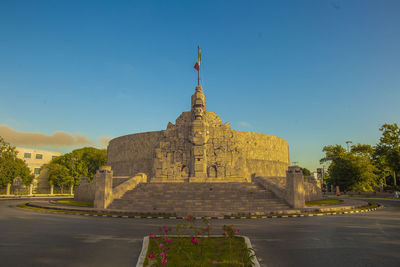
[306,199,341,206]
[18,202,175,217]
[144,236,253,266]
[55,199,93,207]
[337,195,399,200]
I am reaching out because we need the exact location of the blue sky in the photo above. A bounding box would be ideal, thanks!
[0,0,399,171]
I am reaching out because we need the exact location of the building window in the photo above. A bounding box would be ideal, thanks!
[36,154,43,160]
[24,153,31,159]
[34,168,41,175]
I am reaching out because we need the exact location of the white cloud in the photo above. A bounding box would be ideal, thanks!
[0,124,94,147]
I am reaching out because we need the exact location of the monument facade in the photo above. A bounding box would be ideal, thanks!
[107,85,290,182]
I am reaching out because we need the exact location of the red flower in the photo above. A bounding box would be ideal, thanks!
[191,235,200,244]
[149,253,155,259]
[161,258,168,265]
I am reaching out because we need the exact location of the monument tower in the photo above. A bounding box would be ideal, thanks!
[190,46,208,178]
[190,85,209,178]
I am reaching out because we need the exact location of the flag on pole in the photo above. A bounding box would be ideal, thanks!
[194,46,201,71]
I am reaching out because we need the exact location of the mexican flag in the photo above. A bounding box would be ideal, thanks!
[194,46,201,71]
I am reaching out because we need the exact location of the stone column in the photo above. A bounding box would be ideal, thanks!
[50,184,54,195]
[29,184,33,196]
[6,183,11,195]
[286,166,305,208]
[190,120,209,180]
[94,166,113,209]
[190,85,209,180]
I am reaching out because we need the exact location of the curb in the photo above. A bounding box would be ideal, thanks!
[20,202,383,220]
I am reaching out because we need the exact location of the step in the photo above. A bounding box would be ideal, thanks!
[107,182,291,215]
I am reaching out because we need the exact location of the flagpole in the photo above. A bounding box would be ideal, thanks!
[198,45,200,86]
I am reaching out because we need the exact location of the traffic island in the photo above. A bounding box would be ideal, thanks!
[18,198,383,219]
[137,235,259,267]
[137,217,259,266]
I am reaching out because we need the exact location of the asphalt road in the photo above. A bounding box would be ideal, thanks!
[1,199,399,267]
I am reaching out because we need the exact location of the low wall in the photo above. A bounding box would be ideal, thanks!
[255,171,323,207]
[254,176,287,204]
[112,173,147,200]
[74,177,96,202]
[74,173,148,204]
[304,181,323,201]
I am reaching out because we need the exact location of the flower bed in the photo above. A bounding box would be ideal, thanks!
[139,216,259,266]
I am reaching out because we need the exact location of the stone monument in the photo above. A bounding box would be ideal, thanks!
[74,50,322,214]
[107,85,290,182]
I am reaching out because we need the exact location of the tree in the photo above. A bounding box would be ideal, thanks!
[45,163,73,192]
[45,147,107,186]
[0,137,33,187]
[301,167,311,177]
[351,144,374,158]
[320,145,378,192]
[375,123,400,187]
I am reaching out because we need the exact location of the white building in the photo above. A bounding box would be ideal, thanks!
[15,147,61,191]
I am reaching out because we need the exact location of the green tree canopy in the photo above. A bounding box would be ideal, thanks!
[0,137,33,187]
[301,167,311,177]
[45,147,107,186]
[320,145,378,192]
[351,144,374,159]
[375,123,400,187]
[45,163,73,190]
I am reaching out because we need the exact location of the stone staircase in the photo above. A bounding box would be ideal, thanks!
[107,182,291,216]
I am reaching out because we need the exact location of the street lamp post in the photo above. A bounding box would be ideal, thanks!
[346,141,352,152]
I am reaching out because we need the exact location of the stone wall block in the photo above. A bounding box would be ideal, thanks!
[94,166,113,209]
[285,166,305,208]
